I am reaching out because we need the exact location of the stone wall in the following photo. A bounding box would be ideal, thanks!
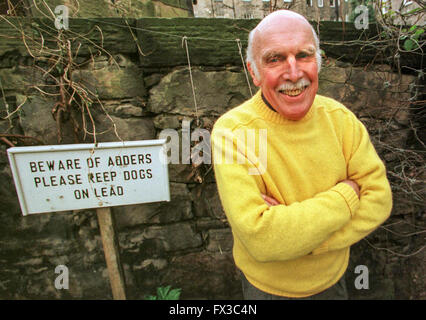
[0,18,424,299]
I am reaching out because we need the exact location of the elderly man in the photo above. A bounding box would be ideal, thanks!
[211,10,392,300]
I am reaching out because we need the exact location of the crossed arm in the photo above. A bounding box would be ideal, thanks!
[262,179,360,207]
[212,116,392,262]
[256,121,392,257]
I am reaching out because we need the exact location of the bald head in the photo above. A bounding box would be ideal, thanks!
[247,10,321,78]
[255,10,312,33]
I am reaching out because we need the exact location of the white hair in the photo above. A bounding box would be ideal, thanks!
[246,14,322,79]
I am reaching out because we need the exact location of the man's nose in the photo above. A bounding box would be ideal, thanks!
[283,56,302,82]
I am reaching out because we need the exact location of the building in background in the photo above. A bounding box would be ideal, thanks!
[192,0,352,21]
[192,0,425,25]
[387,0,425,26]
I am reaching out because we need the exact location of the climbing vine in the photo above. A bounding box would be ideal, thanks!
[0,0,124,145]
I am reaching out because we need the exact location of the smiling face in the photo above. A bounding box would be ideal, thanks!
[247,13,319,121]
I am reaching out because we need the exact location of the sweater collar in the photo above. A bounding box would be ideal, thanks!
[252,90,316,124]
[261,92,276,113]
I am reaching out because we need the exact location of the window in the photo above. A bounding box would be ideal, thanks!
[330,0,335,7]
[262,0,271,11]
[283,0,293,2]
[215,7,224,17]
[306,0,312,6]
[318,0,323,7]
[214,0,224,17]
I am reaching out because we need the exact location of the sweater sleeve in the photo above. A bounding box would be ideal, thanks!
[211,126,359,262]
[311,116,393,255]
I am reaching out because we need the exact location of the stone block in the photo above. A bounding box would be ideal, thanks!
[18,94,156,144]
[83,112,156,143]
[149,68,251,117]
[137,18,258,67]
[0,66,44,93]
[18,94,75,145]
[0,167,21,227]
[191,183,225,219]
[114,182,192,228]
[113,103,144,117]
[317,66,415,128]
[72,65,146,100]
[102,98,150,117]
[142,222,202,252]
[28,0,192,18]
[206,228,233,253]
[345,68,415,124]
[167,164,196,183]
[159,251,241,299]
[134,258,168,271]
[153,114,183,130]
[195,217,228,232]
[319,66,348,84]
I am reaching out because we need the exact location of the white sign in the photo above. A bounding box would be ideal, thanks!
[7,140,170,215]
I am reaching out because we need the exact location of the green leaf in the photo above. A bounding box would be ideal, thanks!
[403,39,415,51]
[407,7,421,14]
[413,28,424,39]
[157,285,171,299]
[146,285,181,300]
[166,288,182,300]
[408,25,417,33]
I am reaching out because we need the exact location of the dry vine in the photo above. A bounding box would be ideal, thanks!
[342,1,425,260]
[0,0,123,146]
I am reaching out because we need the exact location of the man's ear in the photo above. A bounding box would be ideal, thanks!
[247,61,261,87]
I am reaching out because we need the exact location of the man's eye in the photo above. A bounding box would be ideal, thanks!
[297,52,312,59]
[268,56,281,63]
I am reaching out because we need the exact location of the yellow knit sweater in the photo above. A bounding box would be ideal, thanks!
[211,90,392,297]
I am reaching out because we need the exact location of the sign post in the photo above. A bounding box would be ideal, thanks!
[7,139,170,299]
[97,207,127,300]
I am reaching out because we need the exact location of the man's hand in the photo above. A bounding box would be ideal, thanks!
[341,179,360,198]
[261,194,280,207]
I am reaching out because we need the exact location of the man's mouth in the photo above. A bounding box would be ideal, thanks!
[279,85,308,97]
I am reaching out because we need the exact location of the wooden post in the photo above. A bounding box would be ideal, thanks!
[96,207,127,300]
